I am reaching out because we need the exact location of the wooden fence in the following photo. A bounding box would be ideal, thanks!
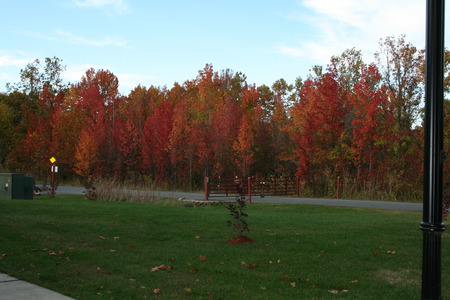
[204,176,300,203]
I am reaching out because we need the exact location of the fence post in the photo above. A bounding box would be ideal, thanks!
[274,177,277,195]
[336,176,341,199]
[285,176,288,195]
[296,176,300,197]
[204,176,209,200]
[247,177,252,203]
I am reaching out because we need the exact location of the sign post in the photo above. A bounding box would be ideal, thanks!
[49,157,57,198]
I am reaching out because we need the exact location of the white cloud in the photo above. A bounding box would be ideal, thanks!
[63,64,159,94]
[0,73,13,81]
[63,63,109,82]
[73,0,131,15]
[0,50,34,67]
[276,45,304,58]
[277,0,427,65]
[116,73,161,92]
[0,55,32,67]
[56,29,129,48]
[19,30,129,48]
[0,52,33,91]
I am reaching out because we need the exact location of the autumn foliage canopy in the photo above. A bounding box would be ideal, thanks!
[1,36,449,200]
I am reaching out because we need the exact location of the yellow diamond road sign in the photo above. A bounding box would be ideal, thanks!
[50,157,56,164]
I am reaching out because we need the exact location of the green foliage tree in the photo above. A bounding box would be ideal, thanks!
[6,57,66,97]
[0,102,14,168]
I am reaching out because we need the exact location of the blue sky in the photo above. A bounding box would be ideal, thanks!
[0,0,446,95]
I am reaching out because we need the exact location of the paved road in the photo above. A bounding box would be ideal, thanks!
[51,186,422,211]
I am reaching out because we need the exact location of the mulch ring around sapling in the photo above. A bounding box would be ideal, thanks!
[227,235,255,244]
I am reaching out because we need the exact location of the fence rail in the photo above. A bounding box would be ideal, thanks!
[204,176,300,203]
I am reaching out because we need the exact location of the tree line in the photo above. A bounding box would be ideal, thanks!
[1,35,449,200]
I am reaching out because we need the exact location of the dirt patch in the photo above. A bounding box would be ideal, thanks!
[374,268,420,286]
[227,236,255,245]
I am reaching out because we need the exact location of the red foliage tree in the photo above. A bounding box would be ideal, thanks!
[74,127,100,177]
[290,68,349,194]
[350,64,395,184]
[234,114,254,177]
[142,99,174,180]
[168,97,194,184]
[209,97,241,176]
[51,87,85,176]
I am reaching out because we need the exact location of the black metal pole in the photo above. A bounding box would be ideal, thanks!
[421,0,446,299]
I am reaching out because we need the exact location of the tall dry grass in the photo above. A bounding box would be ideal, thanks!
[299,171,422,202]
[340,172,422,202]
[90,177,178,204]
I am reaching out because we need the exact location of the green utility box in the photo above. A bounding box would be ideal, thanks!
[0,173,34,200]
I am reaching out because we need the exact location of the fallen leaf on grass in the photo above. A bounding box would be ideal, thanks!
[151,265,172,272]
[247,263,258,268]
[48,250,64,256]
[200,255,207,261]
[290,282,296,287]
[184,288,192,294]
[387,250,396,254]
[190,268,200,273]
[99,236,106,240]
[194,235,201,239]
[329,289,339,294]
[277,259,282,263]
[260,287,267,290]
[109,249,117,253]
[283,275,289,280]
[349,280,358,284]
[153,288,161,295]
[113,236,120,240]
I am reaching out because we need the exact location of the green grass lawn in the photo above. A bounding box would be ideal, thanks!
[0,195,449,299]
